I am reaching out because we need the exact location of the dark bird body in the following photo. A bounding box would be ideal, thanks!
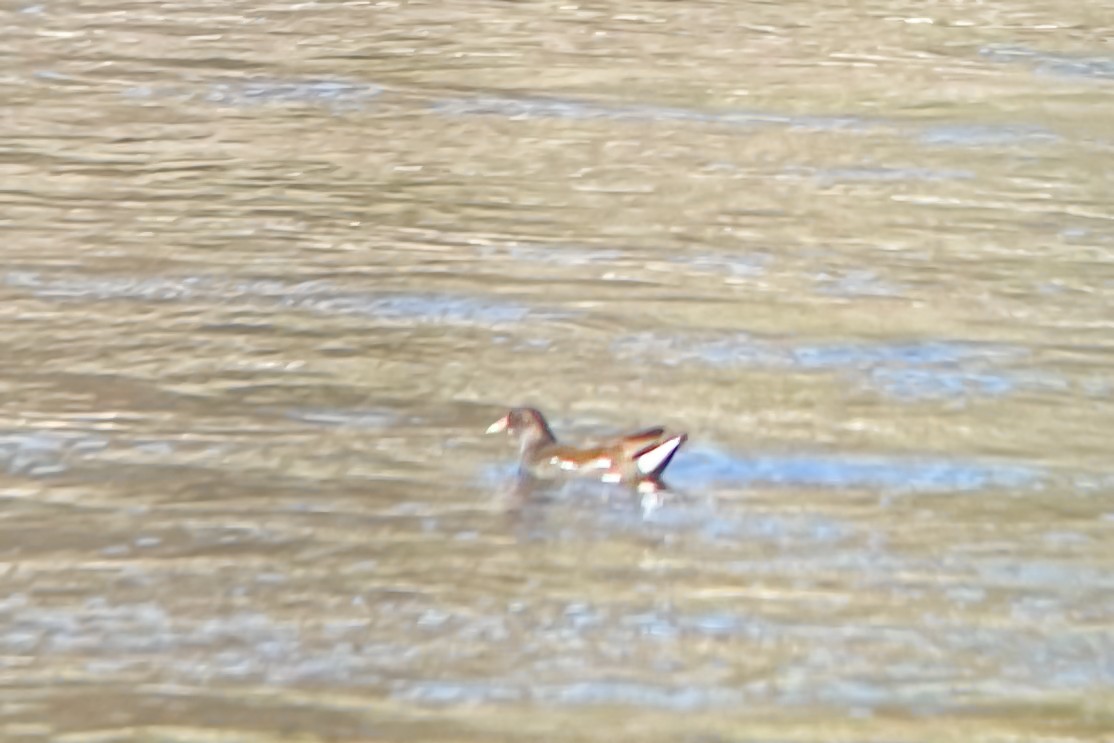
[487,407,687,492]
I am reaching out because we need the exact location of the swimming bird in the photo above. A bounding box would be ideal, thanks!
[486,407,687,492]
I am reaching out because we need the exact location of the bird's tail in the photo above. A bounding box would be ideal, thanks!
[633,433,687,479]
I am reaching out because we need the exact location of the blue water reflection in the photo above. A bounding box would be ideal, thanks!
[123,78,384,111]
[614,332,1040,402]
[670,446,1039,493]
[4,272,552,327]
[981,45,1114,82]
[433,93,1060,149]
[433,95,869,132]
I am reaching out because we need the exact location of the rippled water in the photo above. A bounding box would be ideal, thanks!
[2,0,1112,740]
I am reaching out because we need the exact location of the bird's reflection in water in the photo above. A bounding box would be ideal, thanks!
[493,472,676,540]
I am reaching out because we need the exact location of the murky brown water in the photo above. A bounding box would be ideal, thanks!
[2,0,1113,740]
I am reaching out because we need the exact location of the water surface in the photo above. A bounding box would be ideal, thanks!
[1,0,1112,741]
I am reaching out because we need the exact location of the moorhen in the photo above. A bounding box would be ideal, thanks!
[487,407,687,492]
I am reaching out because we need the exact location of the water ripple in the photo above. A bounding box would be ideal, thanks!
[124,77,384,112]
[3,271,556,327]
[981,45,1114,82]
[433,94,869,133]
[432,93,1061,149]
[614,332,1041,401]
[671,446,1039,493]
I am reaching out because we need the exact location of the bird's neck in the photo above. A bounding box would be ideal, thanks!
[519,427,556,456]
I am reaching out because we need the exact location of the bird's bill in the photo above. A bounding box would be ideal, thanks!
[485,415,509,434]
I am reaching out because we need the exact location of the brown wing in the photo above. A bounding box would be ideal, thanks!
[537,443,615,471]
[614,427,668,459]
